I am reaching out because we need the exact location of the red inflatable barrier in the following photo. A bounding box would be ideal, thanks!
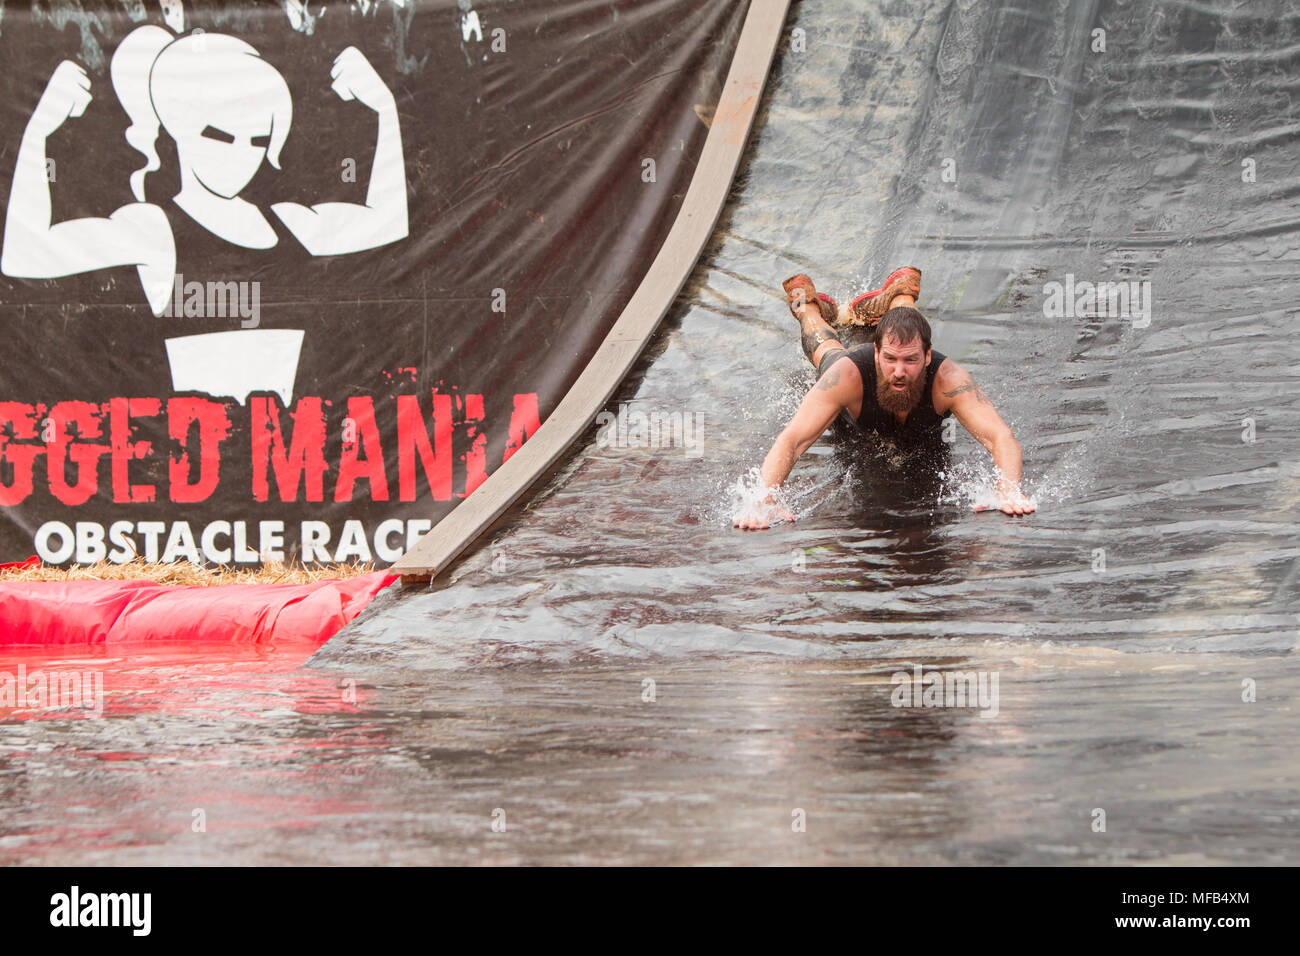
[0,571,396,646]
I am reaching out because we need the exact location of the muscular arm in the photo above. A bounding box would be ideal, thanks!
[4,135,158,279]
[735,356,860,530]
[2,61,175,315]
[273,48,408,255]
[271,106,407,254]
[935,361,1035,515]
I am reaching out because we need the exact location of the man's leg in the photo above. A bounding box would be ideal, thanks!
[803,294,913,371]
[783,275,846,370]
[839,266,922,326]
[797,300,846,371]
[785,274,918,370]
[837,292,917,325]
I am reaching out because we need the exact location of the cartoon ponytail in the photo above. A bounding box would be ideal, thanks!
[110,25,175,202]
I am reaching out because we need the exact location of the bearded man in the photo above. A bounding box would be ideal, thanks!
[734,267,1036,530]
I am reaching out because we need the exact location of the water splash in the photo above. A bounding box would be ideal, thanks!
[937,456,1047,512]
[720,466,800,527]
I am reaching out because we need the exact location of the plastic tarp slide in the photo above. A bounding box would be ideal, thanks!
[0,571,396,646]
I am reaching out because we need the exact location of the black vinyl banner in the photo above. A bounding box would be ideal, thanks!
[0,0,747,565]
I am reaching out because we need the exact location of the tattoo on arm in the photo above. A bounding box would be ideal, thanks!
[815,364,841,391]
[944,375,992,405]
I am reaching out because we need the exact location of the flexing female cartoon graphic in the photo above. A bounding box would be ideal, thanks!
[1,25,408,317]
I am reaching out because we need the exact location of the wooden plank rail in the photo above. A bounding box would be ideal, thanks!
[393,0,791,584]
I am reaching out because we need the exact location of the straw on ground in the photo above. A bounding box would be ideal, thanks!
[0,558,379,587]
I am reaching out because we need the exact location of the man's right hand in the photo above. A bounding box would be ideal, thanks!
[733,494,795,531]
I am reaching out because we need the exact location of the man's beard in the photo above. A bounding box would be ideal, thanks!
[876,366,927,414]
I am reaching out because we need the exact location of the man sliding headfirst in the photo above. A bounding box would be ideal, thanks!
[734,266,1035,531]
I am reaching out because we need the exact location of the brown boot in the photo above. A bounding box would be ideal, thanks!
[782,274,838,324]
[844,266,922,326]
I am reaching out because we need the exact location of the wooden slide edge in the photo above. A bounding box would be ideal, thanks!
[392,0,791,583]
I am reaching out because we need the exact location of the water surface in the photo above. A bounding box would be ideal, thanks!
[3,0,1298,865]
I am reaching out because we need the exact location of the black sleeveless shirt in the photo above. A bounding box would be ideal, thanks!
[838,344,951,447]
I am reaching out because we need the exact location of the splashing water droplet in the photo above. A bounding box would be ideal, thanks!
[719,467,801,527]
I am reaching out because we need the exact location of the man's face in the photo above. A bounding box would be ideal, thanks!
[875,333,931,414]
